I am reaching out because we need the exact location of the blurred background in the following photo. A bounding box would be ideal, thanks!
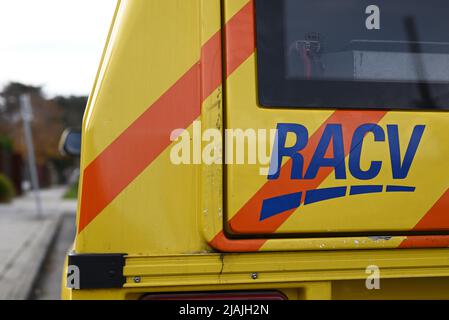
[0,0,116,300]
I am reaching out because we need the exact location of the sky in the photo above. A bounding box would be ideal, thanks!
[0,0,117,97]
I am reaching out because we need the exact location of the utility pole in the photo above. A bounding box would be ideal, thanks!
[20,94,43,219]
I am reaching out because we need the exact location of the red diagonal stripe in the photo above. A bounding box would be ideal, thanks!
[410,188,449,231]
[79,64,201,232]
[227,111,388,235]
[212,110,387,250]
[224,1,255,76]
[399,236,449,249]
[78,3,252,233]
[202,30,222,99]
[399,188,449,248]
[210,0,389,250]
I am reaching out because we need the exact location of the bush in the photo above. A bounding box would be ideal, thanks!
[64,181,79,200]
[0,174,16,203]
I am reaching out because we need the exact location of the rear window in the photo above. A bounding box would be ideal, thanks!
[255,0,449,109]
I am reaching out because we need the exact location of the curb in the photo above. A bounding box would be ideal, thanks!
[0,215,63,300]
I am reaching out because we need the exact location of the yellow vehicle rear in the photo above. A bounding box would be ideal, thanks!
[62,0,449,300]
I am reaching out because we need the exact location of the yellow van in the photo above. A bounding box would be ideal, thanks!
[62,0,449,300]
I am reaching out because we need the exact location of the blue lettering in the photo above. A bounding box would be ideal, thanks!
[268,123,308,180]
[349,124,385,180]
[304,124,346,180]
[268,123,425,182]
[388,125,425,179]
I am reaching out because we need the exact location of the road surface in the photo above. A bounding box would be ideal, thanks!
[31,214,76,300]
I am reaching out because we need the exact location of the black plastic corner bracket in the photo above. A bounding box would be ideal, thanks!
[67,253,126,290]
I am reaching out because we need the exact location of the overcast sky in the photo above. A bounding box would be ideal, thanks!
[0,0,117,97]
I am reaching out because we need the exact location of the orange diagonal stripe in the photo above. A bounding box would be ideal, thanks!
[79,3,253,233]
[399,188,449,248]
[79,63,202,233]
[224,0,255,76]
[210,111,387,251]
[227,110,388,235]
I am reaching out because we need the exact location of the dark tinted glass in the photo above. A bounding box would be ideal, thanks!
[256,0,449,109]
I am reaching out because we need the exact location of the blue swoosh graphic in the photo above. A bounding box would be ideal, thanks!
[350,185,383,195]
[260,185,415,221]
[386,185,416,192]
[304,187,347,205]
[260,192,302,221]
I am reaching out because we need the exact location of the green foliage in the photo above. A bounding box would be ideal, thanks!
[64,181,79,200]
[0,136,13,152]
[0,174,16,203]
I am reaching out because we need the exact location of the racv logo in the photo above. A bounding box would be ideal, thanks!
[260,123,426,221]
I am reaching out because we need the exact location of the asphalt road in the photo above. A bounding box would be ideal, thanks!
[31,214,76,300]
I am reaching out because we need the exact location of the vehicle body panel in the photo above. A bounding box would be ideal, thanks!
[64,0,449,300]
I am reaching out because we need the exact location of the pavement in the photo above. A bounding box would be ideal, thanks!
[0,187,77,300]
[31,214,76,300]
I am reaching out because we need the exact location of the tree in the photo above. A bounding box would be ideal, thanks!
[0,82,64,165]
[0,82,88,186]
[53,95,87,129]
